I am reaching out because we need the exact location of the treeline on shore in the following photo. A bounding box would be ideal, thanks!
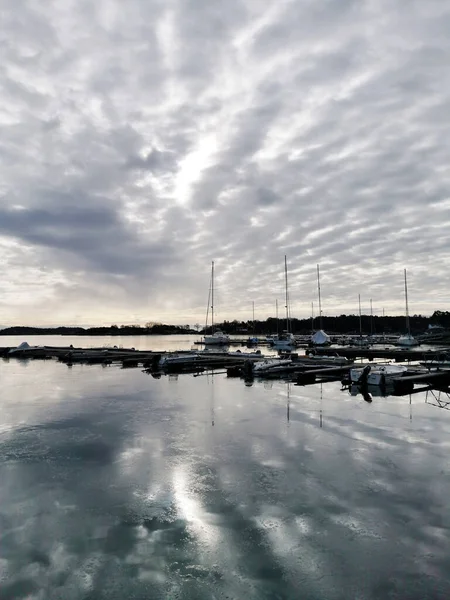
[0,324,197,336]
[208,310,449,335]
[1,311,449,336]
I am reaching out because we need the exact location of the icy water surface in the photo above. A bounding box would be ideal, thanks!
[1,352,450,598]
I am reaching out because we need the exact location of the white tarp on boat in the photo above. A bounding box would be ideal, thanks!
[8,341,31,354]
[311,330,331,345]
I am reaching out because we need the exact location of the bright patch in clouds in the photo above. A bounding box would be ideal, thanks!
[0,0,450,325]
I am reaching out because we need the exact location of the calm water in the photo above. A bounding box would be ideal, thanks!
[1,336,450,599]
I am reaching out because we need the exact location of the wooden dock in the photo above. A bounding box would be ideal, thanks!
[0,345,268,374]
[295,364,354,385]
[392,370,450,389]
[3,343,449,396]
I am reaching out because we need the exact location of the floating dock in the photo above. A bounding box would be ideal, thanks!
[3,343,450,398]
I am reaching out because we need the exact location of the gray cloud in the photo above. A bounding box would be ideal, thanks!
[0,0,449,325]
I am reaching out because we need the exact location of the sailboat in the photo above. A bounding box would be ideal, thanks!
[397,269,419,348]
[272,256,296,350]
[203,261,230,346]
[349,294,371,348]
[310,264,331,346]
[246,301,258,346]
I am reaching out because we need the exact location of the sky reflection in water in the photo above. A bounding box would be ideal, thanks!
[1,350,450,599]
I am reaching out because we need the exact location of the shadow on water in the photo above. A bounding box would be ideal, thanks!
[1,362,450,598]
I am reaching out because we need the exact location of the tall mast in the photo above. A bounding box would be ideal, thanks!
[358,294,362,339]
[211,261,214,334]
[204,277,212,332]
[404,268,410,335]
[370,298,373,336]
[276,299,279,335]
[284,255,289,333]
[311,301,314,334]
[317,264,323,330]
[252,300,255,335]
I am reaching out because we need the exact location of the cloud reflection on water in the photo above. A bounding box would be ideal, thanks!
[0,360,450,598]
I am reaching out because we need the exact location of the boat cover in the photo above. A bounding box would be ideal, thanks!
[311,330,331,345]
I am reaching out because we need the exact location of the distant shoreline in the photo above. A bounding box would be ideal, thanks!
[0,326,197,336]
[0,312,449,339]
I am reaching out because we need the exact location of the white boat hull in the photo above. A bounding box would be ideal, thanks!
[350,365,407,385]
[396,334,419,347]
[204,331,230,345]
[253,358,292,374]
[305,353,351,365]
[271,332,297,350]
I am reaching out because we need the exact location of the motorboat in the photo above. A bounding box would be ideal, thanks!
[226,349,263,359]
[253,357,293,375]
[350,364,408,386]
[159,352,203,368]
[305,350,352,365]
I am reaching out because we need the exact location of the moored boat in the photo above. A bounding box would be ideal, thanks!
[396,333,419,348]
[272,331,297,350]
[396,269,419,347]
[350,364,407,386]
[310,329,331,346]
[159,352,202,367]
[253,358,293,375]
[349,336,372,349]
[204,330,230,345]
[305,350,352,365]
[203,261,230,346]
[271,256,296,350]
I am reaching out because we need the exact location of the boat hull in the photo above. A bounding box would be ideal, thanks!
[350,365,407,385]
[203,331,230,345]
[396,335,419,347]
[253,358,292,374]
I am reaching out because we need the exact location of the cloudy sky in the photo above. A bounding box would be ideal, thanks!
[1,0,449,327]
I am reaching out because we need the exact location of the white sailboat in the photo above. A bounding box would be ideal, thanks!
[310,264,331,346]
[272,256,297,350]
[203,261,230,346]
[397,269,419,348]
[349,294,371,348]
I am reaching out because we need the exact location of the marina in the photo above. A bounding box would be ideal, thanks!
[3,337,450,398]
